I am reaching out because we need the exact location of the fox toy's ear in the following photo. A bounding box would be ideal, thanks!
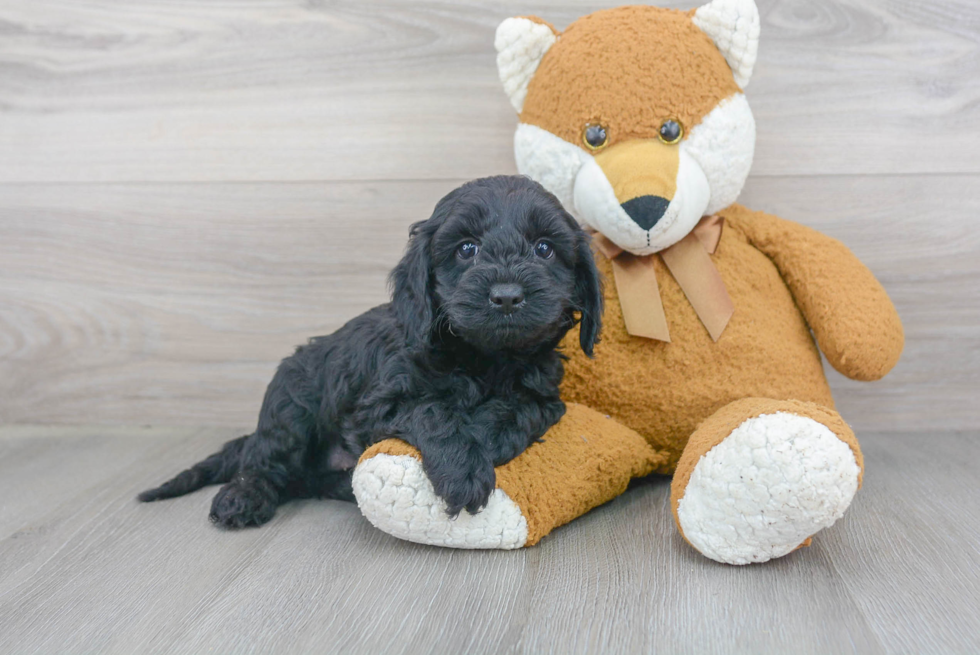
[495,17,558,113]
[693,0,760,88]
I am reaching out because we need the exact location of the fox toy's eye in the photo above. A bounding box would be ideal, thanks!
[456,241,479,260]
[533,240,555,259]
[659,119,683,145]
[583,123,608,150]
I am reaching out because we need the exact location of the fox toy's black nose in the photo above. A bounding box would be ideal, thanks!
[621,195,670,231]
[489,283,525,315]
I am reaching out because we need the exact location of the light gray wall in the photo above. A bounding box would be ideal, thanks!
[1,0,977,431]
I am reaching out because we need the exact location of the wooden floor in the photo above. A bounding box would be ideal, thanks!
[0,426,978,654]
[2,0,979,652]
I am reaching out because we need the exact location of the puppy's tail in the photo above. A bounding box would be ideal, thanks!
[137,434,248,502]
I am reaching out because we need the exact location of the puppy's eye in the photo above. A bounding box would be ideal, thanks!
[456,241,479,260]
[658,119,683,145]
[582,123,608,150]
[533,240,555,259]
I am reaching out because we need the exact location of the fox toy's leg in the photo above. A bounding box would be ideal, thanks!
[671,398,864,565]
[352,403,666,549]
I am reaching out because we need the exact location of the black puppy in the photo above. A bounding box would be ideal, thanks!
[139,176,602,527]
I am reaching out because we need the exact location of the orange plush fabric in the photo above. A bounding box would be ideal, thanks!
[520,6,740,150]
[359,203,900,543]
[724,206,905,381]
[361,404,666,546]
[357,2,904,555]
[495,403,665,545]
[560,204,871,472]
[359,439,421,464]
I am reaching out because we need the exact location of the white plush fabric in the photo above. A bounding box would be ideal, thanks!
[570,145,710,256]
[514,122,588,212]
[495,18,557,113]
[513,95,753,256]
[693,0,760,89]
[645,147,712,252]
[571,157,647,248]
[684,93,756,215]
[352,454,529,549]
[676,412,861,565]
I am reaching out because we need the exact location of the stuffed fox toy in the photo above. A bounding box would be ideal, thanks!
[351,0,904,564]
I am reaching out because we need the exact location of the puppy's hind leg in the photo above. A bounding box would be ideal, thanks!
[209,428,312,528]
[209,469,284,529]
[209,375,318,529]
[210,426,309,528]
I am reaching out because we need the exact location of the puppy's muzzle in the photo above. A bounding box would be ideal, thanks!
[489,283,525,315]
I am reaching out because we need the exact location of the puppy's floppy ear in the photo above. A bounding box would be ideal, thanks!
[389,219,436,351]
[573,231,603,357]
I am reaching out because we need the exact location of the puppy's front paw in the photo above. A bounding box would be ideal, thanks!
[430,462,496,518]
[209,478,278,528]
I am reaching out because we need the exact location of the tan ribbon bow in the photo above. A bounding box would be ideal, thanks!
[591,215,734,343]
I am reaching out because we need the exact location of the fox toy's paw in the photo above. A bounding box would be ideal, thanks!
[671,398,863,565]
[352,404,665,549]
[353,440,530,549]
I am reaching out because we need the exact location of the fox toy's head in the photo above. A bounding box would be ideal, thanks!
[495,0,759,255]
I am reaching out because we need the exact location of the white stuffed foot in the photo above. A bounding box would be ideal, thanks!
[352,454,529,549]
[676,412,860,565]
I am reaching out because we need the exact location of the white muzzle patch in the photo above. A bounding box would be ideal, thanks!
[513,94,755,256]
[573,148,710,255]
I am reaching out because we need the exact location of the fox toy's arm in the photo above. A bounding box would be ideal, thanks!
[725,205,904,381]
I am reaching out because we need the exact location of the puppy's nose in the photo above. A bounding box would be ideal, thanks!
[489,283,525,315]
[621,195,670,231]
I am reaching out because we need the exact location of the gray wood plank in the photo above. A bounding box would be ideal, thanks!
[0,425,210,544]
[0,426,246,593]
[1,175,976,430]
[819,433,980,654]
[1,426,978,654]
[0,0,977,183]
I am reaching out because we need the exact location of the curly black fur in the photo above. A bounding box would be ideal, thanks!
[138,176,603,528]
